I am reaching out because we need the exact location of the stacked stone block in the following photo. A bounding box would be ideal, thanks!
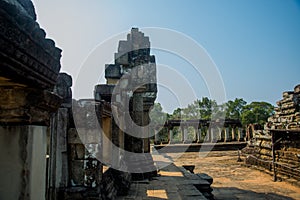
[95,28,158,183]
[244,84,300,183]
[267,84,300,130]
[63,100,103,200]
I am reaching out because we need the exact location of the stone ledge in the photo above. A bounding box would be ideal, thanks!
[0,0,61,89]
[0,87,62,125]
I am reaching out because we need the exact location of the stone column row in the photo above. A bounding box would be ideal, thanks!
[154,125,245,144]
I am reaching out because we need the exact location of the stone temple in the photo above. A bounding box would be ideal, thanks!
[0,1,165,198]
[1,1,299,200]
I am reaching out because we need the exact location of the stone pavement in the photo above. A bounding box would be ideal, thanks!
[117,149,300,200]
[116,148,212,200]
[116,163,209,200]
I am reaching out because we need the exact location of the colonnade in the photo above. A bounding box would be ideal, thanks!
[154,120,245,144]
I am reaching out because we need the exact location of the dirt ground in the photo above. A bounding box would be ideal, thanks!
[166,150,300,200]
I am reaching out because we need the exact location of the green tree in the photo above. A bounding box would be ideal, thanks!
[241,101,274,126]
[170,107,182,120]
[197,97,218,120]
[182,102,200,120]
[225,98,247,120]
[170,97,222,120]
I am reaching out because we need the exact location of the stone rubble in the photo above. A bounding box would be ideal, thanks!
[243,84,300,184]
[267,84,300,130]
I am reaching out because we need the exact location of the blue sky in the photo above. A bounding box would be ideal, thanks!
[32,0,300,113]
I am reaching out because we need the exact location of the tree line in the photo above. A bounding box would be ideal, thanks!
[150,97,274,127]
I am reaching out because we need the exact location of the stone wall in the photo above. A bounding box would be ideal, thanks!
[1,4,159,198]
[0,0,62,199]
[0,126,48,200]
[268,84,300,130]
[48,82,107,200]
[243,84,300,183]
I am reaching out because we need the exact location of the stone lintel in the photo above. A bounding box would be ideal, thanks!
[94,84,115,102]
[0,87,62,125]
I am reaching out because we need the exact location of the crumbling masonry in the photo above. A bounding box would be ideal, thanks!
[243,84,300,184]
[0,0,62,199]
[0,1,159,198]
[50,28,159,199]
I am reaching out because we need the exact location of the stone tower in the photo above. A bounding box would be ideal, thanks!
[95,28,157,179]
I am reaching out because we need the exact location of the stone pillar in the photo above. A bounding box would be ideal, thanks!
[181,126,184,143]
[154,128,160,144]
[0,126,48,200]
[197,128,202,143]
[193,126,198,142]
[102,116,113,165]
[48,73,72,200]
[220,128,225,141]
[231,127,236,141]
[224,127,231,142]
[204,127,210,142]
[217,127,222,141]
[95,28,158,181]
[0,88,61,200]
[169,128,174,144]
[48,108,69,199]
[210,127,217,142]
[67,100,103,198]
[182,126,188,143]
[237,128,243,142]
[112,114,122,167]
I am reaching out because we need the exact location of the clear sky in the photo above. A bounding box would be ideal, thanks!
[32,0,300,113]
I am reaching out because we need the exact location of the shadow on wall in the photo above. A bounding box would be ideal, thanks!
[213,187,294,200]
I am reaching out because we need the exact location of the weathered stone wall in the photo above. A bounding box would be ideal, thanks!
[57,99,103,200]
[243,84,300,183]
[275,132,300,180]
[267,84,300,130]
[47,73,72,200]
[0,126,48,200]
[0,0,62,199]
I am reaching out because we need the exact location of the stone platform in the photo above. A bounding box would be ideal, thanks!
[116,147,214,200]
[116,163,212,200]
[154,142,247,153]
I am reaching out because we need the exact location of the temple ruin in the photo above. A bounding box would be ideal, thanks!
[0,0,62,199]
[1,1,299,199]
[243,84,300,184]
